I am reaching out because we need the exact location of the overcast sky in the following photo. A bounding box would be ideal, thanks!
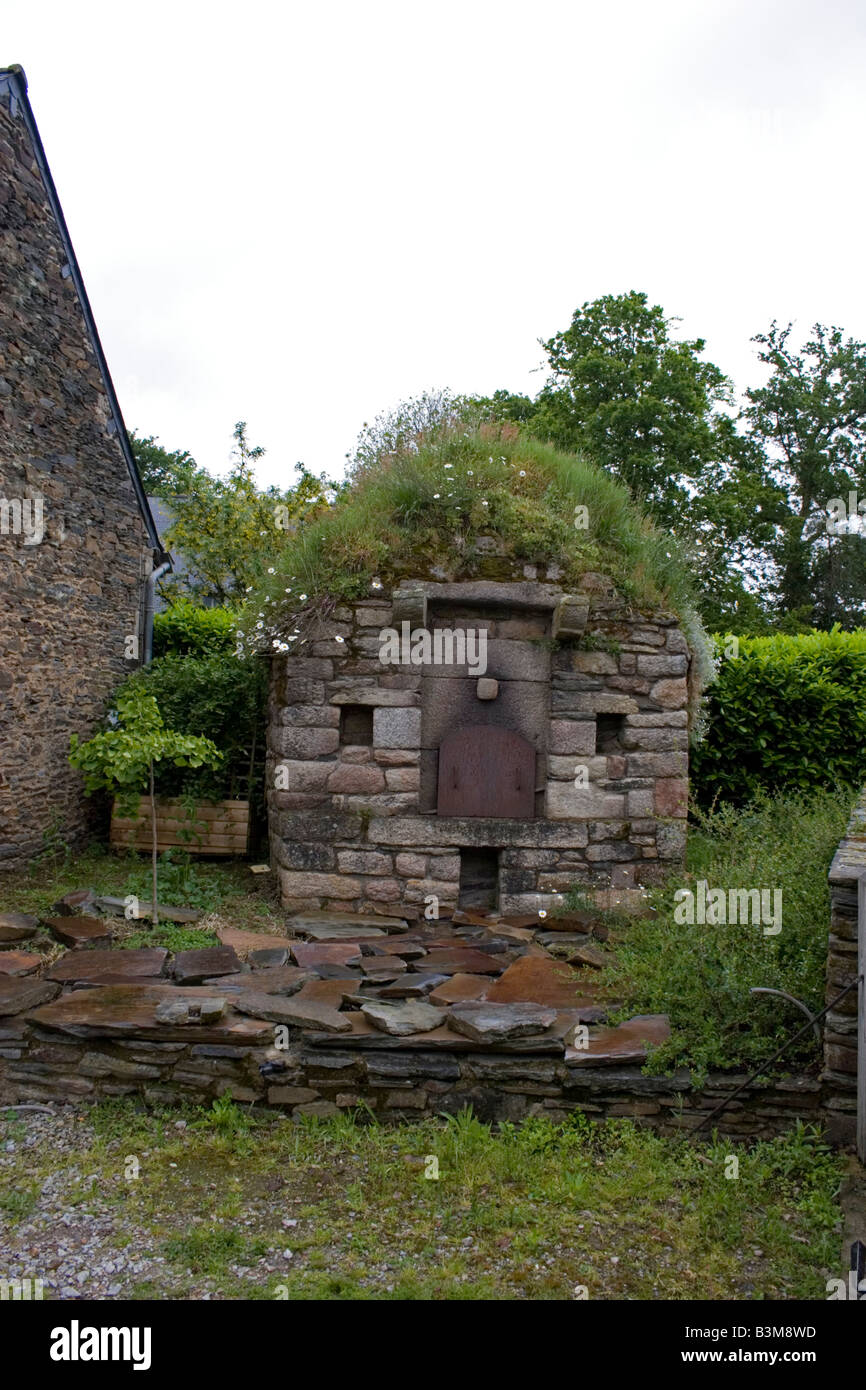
[5,0,866,488]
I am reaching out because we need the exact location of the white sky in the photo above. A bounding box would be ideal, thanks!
[5,0,866,489]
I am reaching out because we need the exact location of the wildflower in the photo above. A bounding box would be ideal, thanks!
[433,493,440,499]
[371,577,383,590]
[267,567,275,574]
[519,470,526,478]
[335,635,345,643]
[299,593,308,601]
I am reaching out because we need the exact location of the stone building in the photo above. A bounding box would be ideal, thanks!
[0,67,166,868]
[267,567,691,919]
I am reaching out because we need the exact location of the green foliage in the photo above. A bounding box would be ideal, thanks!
[122,921,219,952]
[125,653,266,804]
[691,628,866,806]
[68,685,223,813]
[122,850,227,915]
[604,787,854,1076]
[129,430,200,495]
[153,599,237,657]
[160,421,337,606]
[744,321,866,626]
[245,415,707,685]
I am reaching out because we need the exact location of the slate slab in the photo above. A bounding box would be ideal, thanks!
[485,955,594,1008]
[27,984,272,1042]
[360,1000,446,1036]
[46,916,113,949]
[377,973,450,999]
[233,989,350,1033]
[0,975,60,1015]
[420,948,505,977]
[0,951,42,976]
[295,923,388,941]
[447,1002,558,1043]
[203,965,308,996]
[304,1011,572,1052]
[171,947,242,983]
[46,949,169,984]
[564,1013,671,1066]
[363,938,427,960]
[0,912,40,943]
[249,947,290,969]
[216,926,291,957]
[289,912,407,936]
[428,973,490,1005]
[290,942,366,969]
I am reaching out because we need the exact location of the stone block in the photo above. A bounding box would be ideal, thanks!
[546,783,625,819]
[374,706,422,748]
[649,678,687,709]
[549,720,596,755]
[336,851,393,874]
[278,870,362,900]
[327,764,386,794]
[654,778,688,817]
[636,654,687,677]
[277,726,340,759]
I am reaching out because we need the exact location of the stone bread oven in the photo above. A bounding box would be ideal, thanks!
[267,570,690,919]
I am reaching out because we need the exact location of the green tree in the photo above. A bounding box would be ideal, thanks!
[156,422,337,606]
[69,686,222,925]
[743,321,866,627]
[479,293,783,629]
[129,430,201,494]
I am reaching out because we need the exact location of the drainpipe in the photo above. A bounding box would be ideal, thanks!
[143,560,171,665]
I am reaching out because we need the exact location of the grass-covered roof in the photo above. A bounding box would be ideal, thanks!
[249,423,699,624]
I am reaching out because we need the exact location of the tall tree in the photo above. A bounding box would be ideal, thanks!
[743,321,866,627]
[129,430,201,494]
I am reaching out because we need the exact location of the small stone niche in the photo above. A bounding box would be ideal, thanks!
[339,705,374,746]
[459,848,500,911]
[595,714,626,754]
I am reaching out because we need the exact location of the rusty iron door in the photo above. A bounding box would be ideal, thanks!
[437,726,536,818]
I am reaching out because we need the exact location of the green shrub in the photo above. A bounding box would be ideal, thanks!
[604,787,854,1076]
[153,599,236,658]
[691,627,866,807]
[125,653,267,805]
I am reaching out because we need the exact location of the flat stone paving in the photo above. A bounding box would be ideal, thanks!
[2,902,670,1070]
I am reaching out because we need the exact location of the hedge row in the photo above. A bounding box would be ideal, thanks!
[690,628,866,807]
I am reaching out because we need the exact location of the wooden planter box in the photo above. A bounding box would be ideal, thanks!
[110,798,250,857]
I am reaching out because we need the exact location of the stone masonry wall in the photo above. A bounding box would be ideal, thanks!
[822,789,865,1146]
[267,576,689,917]
[0,83,154,867]
[0,1013,822,1141]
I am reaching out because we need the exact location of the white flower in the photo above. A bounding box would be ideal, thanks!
[267,567,275,574]
[371,577,383,590]
[519,470,526,478]
[285,588,292,594]
[245,586,252,593]
[444,463,453,469]
[287,634,298,642]
[467,470,473,476]
[433,493,440,499]
[538,909,547,919]
[299,593,308,601]
[335,635,344,643]
[255,621,264,630]
[481,500,488,507]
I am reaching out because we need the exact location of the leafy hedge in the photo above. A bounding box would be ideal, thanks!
[124,653,267,805]
[153,599,237,658]
[691,628,866,807]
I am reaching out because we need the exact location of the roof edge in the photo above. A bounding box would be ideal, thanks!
[0,65,168,560]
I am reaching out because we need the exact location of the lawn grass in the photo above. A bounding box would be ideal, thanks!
[0,1100,844,1301]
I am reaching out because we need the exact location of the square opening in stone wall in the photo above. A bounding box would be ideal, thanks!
[339,705,374,746]
[458,847,500,912]
[595,714,626,754]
